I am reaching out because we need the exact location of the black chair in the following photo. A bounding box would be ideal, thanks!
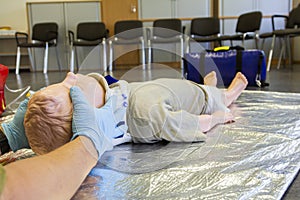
[108,20,146,71]
[68,22,108,72]
[260,5,300,71]
[15,22,61,74]
[187,17,221,52]
[147,18,184,68]
[220,11,262,48]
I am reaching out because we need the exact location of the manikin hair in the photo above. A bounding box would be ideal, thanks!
[24,73,108,155]
[24,90,73,155]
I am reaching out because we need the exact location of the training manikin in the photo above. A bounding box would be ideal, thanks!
[2,71,247,155]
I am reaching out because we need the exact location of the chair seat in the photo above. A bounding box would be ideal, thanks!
[259,28,300,39]
[273,28,300,36]
[18,41,56,48]
[259,32,274,39]
[220,33,256,41]
[112,37,143,45]
[150,36,182,44]
[191,35,221,43]
[73,40,103,47]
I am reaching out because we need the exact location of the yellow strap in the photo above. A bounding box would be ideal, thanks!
[214,46,230,51]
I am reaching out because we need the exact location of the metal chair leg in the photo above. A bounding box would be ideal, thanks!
[43,42,49,74]
[185,37,191,54]
[267,34,276,71]
[28,48,35,72]
[180,37,184,71]
[16,47,21,75]
[148,40,152,64]
[277,39,285,69]
[102,40,107,72]
[141,38,146,70]
[109,41,113,71]
[70,46,75,73]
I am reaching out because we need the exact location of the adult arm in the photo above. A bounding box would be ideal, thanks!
[1,86,113,200]
[1,136,97,200]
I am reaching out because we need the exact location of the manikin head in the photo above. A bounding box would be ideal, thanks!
[24,72,108,155]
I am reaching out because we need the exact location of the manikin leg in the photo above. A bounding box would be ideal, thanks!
[203,71,217,87]
[224,72,248,106]
[203,71,248,106]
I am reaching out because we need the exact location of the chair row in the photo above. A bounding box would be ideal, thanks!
[15,22,108,75]
[189,6,300,71]
[71,15,262,72]
[15,7,300,74]
[14,19,185,74]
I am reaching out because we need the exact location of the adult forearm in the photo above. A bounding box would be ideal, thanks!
[1,136,97,200]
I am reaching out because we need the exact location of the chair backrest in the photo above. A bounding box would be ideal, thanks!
[190,17,220,36]
[236,11,262,33]
[77,22,107,41]
[153,18,182,38]
[286,6,300,28]
[32,23,58,42]
[114,20,143,39]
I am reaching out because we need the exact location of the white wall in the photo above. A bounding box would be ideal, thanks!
[0,0,27,32]
[0,0,99,32]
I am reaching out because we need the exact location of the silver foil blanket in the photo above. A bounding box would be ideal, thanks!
[73,91,300,200]
[72,90,300,200]
[0,90,298,199]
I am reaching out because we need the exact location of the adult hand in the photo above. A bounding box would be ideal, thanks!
[1,98,30,151]
[70,86,113,160]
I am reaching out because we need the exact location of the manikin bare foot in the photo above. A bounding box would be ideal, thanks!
[224,72,248,106]
[227,72,247,91]
[204,71,217,86]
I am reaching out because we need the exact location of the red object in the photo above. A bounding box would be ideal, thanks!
[0,64,9,115]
